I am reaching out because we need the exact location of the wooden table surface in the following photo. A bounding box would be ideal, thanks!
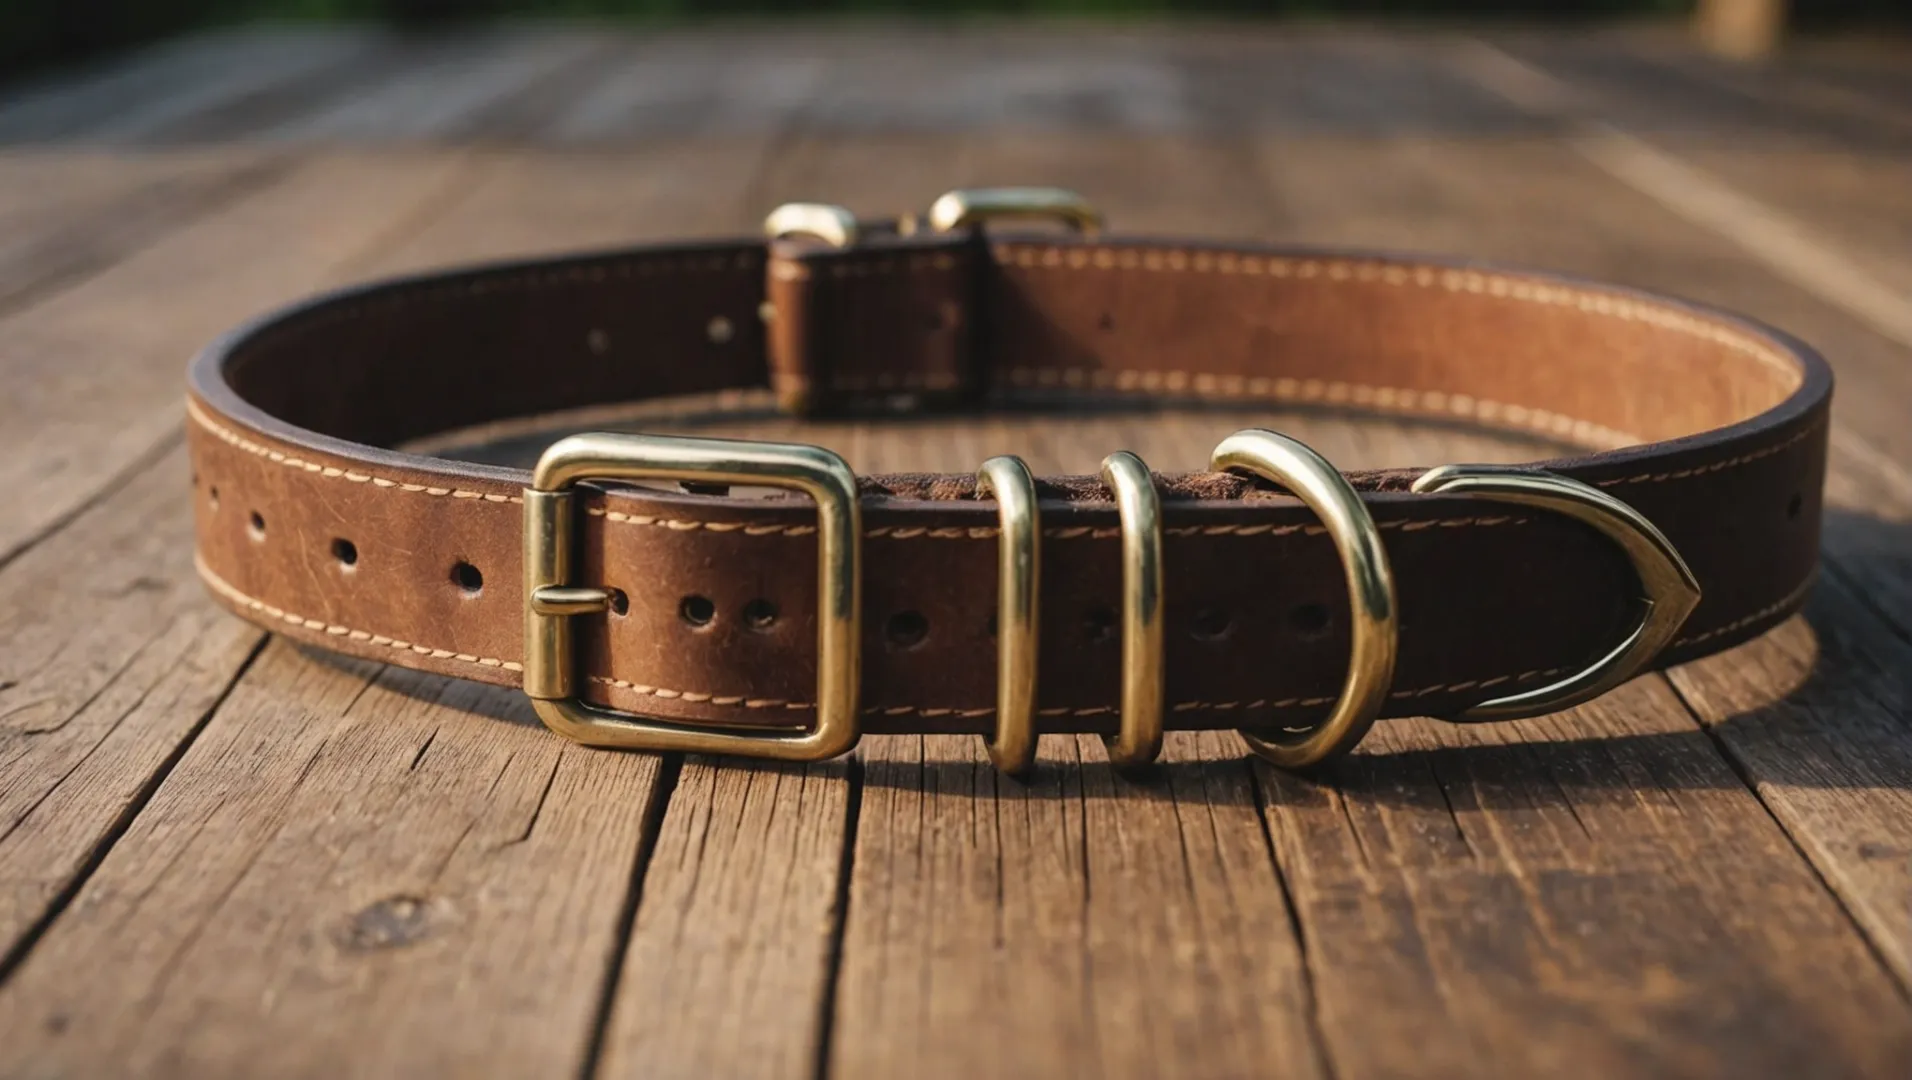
[0,22,1907,1079]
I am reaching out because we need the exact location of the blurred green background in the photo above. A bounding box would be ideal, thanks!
[4,0,1908,86]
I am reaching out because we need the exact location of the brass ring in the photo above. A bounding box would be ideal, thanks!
[1098,451,1165,769]
[977,456,1041,775]
[926,187,1104,237]
[1210,430,1399,770]
[763,202,859,248]
[1410,465,1701,720]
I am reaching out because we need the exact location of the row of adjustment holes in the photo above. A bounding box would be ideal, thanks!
[224,492,488,596]
[220,489,1332,641]
[672,597,1332,647]
[678,595,779,631]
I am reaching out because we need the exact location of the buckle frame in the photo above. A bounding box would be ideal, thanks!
[522,432,862,760]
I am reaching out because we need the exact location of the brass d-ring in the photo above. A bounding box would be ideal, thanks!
[1099,451,1165,769]
[1410,465,1701,720]
[1211,430,1400,770]
[977,456,1041,775]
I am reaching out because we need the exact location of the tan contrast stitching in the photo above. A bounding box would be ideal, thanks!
[863,665,1578,719]
[1004,366,1641,450]
[196,554,525,672]
[586,675,808,711]
[586,514,1527,540]
[996,244,1803,382]
[197,552,1809,720]
[1596,423,1820,487]
[1669,571,1815,649]
[192,245,1822,526]
[196,555,810,710]
[193,391,1818,541]
[189,398,525,505]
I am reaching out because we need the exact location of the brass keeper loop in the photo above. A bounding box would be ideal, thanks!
[977,456,1042,776]
[1098,451,1166,769]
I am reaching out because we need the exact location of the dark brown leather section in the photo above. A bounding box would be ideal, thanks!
[186,236,1830,738]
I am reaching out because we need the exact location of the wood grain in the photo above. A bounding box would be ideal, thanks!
[0,149,286,318]
[0,151,470,564]
[596,756,850,1080]
[0,452,261,959]
[1253,129,1912,1003]
[1668,581,1912,989]
[0,153,473,968]
[0,27,1906,1080]
[1263,676,1912,1078]
[0,139,789,1076]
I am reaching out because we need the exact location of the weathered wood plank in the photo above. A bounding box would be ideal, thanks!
[0,29,379,144]
[838,731,1330,1080]
[1262,675,1912,1078]
[0,152,469,564]
[0,139,787,1076]
[1297,66,1912,989]
[1668,579,1912,989]
[0,151,475,974]
[0,452,262,963]
[260,31,613,144]
[0,149,287,317]
[596,756,849,1080]
[0,628,664,1076]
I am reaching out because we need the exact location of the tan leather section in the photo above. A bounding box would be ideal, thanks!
[187,237,1829,737]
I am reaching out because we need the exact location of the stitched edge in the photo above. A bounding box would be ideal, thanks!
[196,553,524,672]
[189,240,1827,530]
[235,250,762,369]
[197,555,802,709]
[192,393,1821,547]
[190,398,525,505]
[1669,570,1815,649]
[995,244,1805,383]
[1005,366,1641,449]
[192,400,1535,539]
[196,551,1811,720]
[1595,422,1820,488]
[863,665,1578,719]
[586,674,808,711]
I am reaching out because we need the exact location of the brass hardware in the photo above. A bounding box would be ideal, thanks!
[523,432,862,760]
[1098,451,1164,769]
[529,585,614,617]
[1410,465,1701,720]
[1212,429,1400,770]
[763,202,860,248]
[977,456,1042,776]
[927,187,1103,236]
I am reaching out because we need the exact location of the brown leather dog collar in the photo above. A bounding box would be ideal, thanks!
[185,188,1828,773]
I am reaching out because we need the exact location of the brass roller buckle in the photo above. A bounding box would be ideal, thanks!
[522,432,862,761]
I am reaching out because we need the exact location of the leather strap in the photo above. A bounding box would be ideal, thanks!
[186,231,1829,737]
